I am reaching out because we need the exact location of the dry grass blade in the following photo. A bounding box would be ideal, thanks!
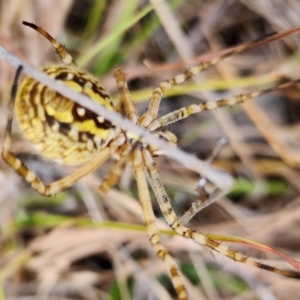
[1,1,300,299]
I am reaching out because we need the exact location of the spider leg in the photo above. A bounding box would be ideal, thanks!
[180,138,228,224]
[147,79,300,131]
[142,149,300,278]
[180,186,225,226]
[114,68,138,123]
[113,62,188,299]
[99,143,132,194]
[22,21,76,66]
[3,146,111,196]
[138,25,300,127]
[132,149,188,300]
[3,66,23,152]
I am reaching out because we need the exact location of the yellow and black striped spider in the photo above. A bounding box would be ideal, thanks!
[2,22,300,300]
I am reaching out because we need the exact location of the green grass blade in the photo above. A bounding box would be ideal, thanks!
[77,2,159,68]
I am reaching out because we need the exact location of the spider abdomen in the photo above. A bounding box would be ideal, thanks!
[15,65,120,165]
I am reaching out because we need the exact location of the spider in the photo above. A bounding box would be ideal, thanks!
[2,21,300,300]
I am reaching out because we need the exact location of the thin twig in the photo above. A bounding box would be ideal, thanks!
[0,46,234,191]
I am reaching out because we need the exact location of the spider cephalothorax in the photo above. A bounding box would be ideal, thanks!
[2,21,300,300]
